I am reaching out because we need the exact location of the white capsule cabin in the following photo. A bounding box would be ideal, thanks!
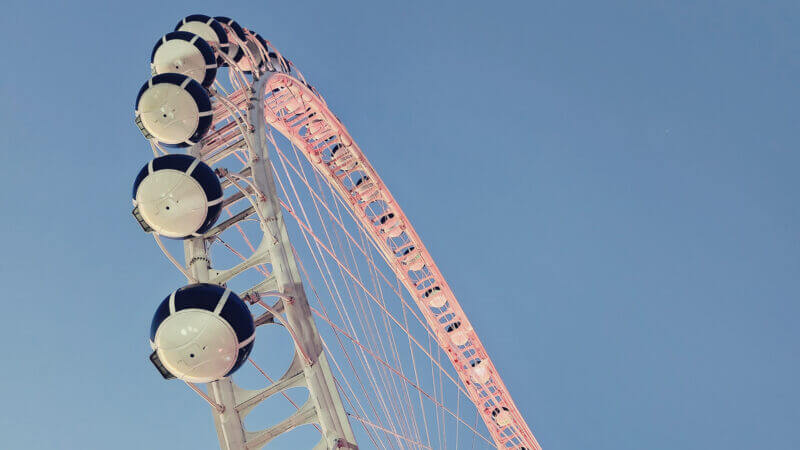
[134,73,213,147]
[374,211,403,238]
[149,283,255,383]
[328,144,359,172]
[491,407,514,427]
[421,285,447,308]
[150,31,217,88]
[445,320,470,346]
[397,244,425,271]
[238,29,270,73]
[267,51,291,73]
[470,358,491,384]
[175,14,229,65]
[214,16,247,66]
[131,154,223,239]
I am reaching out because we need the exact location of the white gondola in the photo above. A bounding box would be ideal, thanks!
[238,30,269,73]
[445,321,470,346]
[149,283,255,383]
[470,358,491,384]
[214,16,246,65]
[174,14,228,65]
[267,51,291,73]
[329,149,359,172]
[151,31,217,88]
[422,286,447,308]
[134,73,213,147]
[491,407,514,427]
[313,135,339,156]
[398,245,425,271]
[351,175,380,203]
[374,211,403,238]
[132,154,223,239]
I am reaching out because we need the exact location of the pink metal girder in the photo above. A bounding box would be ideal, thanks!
[259,72,541,450]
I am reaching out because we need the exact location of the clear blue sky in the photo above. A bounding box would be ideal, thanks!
[1,1,798,449]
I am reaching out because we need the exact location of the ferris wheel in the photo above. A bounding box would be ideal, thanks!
[130,13,540,450]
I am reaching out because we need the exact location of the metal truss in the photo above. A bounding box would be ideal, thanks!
[183,76,357,450]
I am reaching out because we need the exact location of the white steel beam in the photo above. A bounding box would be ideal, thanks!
[183,233,249,450]
[183,76,357,450]
[242,76,357,449]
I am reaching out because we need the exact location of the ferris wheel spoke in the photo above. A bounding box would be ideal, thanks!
[272,165,408,447]
[272,163,494,446]
[270,141,441,347]
[276,150,432,446]
[278,196,474,397]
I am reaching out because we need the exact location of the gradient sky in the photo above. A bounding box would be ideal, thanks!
[0,1,798,449]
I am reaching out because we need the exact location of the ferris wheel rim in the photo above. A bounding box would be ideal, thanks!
[253,71,541,449]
